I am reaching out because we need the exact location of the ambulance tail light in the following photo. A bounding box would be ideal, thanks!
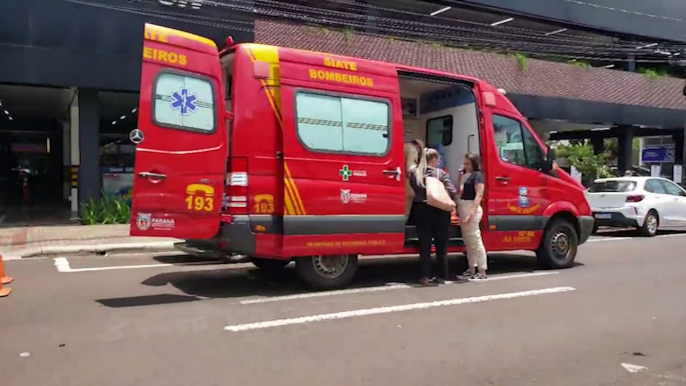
[227,157,248,214]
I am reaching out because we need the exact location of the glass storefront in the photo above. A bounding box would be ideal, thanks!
[99,91,139,201]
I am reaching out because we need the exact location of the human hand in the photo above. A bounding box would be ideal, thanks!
[463,214,472,224]
[451,211,460,225]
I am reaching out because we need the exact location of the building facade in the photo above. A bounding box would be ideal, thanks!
[1,0,685,225]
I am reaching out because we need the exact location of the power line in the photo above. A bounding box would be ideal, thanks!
[246,0,686,60]
[560,0,686,23]
[66,0,686,63]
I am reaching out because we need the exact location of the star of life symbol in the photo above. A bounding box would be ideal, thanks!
[339,165,352,181]
[170,88,198,115]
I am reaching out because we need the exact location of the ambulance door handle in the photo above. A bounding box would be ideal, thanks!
[139,172,167,180]
[383,167,402,181]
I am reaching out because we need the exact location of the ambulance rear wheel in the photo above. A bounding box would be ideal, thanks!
[295,254,358,290]
[251,257,290,273]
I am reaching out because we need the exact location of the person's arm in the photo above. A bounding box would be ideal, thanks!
[471,171,485,210]
[440,170,458,200]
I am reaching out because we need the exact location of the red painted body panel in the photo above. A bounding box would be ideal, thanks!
[284,234,404,257]
[130,25,592,260]
[130,24,226,240]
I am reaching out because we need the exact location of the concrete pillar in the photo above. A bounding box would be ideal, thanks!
[591,137,604,155]
[673,129,685,184]
[617,125,634,173]
[77,88,102,206]
[628,55,636,72]
[357,0,379,34]
[61,120,70,201]
[69,93,79,215]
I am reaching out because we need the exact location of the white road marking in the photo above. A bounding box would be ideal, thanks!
[239,271,561,305]
[587,237,632,243]
[621,363,648,373]
[225,286,576,332]
[54,257,71,272]
[52,257,232,273]
[588,232,686,243]
[487,271,559,281]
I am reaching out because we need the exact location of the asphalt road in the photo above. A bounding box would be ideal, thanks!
[1,231,686,386]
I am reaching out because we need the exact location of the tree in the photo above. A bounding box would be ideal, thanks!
[552,142,614,186]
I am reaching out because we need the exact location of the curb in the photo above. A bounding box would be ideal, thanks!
[4,241,178,260]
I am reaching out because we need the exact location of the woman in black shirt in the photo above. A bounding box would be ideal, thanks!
[410,148,457,285]
[458,152,488,282]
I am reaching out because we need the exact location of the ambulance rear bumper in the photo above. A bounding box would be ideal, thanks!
[220,215,256,255]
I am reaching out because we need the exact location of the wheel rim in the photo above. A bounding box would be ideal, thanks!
[647,215,658,234]
[551,231,572,261]
[312,255,349,279]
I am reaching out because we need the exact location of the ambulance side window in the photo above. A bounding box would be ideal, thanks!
[152,71,216,133]
[426,116,453,148]
[295,91,390,156]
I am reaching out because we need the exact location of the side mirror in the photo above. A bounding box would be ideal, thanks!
[543,146,556,172]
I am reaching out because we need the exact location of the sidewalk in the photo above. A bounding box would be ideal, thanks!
[0,224,178,260]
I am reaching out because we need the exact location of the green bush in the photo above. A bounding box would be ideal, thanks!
[80,193,131,225]
[552,142,614,186]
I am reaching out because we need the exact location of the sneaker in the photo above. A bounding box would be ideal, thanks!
[469,273,488,282]
[430,277,446,284]
[457,270,475,280]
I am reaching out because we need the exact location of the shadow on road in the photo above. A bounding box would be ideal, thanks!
[95,253,582,308]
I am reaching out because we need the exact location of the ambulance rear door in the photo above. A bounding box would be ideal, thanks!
[130,24,226,239]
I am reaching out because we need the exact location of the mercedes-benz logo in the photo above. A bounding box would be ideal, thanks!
[129,129,145,144]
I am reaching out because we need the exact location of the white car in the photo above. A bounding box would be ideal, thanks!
[586,176,686,237]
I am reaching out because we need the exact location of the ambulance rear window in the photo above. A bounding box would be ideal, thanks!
[295,91,390,156]
[152,71,216,133]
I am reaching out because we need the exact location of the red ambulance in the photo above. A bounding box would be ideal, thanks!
[130,23,594,289]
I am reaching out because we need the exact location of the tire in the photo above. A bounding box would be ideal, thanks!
[251,258,290,273]
[591,223,599,235]
[295,254,358,290]
[536,219,579,269]
[639,210,658,237]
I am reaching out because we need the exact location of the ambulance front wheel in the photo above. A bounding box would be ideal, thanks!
[295,254,359,290]
[536,219,578,269]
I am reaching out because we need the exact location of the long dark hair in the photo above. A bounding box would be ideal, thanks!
[465,152,481,172]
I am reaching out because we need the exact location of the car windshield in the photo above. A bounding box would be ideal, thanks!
[589,180,637,193]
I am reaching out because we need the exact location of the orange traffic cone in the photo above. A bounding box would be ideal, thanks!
[0,255,12,284]
[0,280,10,297]
[0,254,13,297]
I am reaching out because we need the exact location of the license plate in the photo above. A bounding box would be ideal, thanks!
[594,213,611,219]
